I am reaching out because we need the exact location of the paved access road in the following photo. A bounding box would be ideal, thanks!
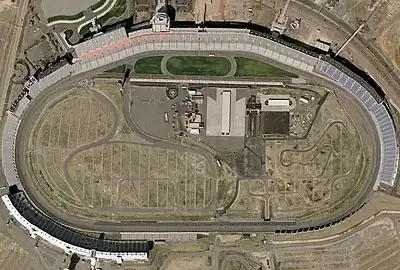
[0,0,29,119]
[293,0,400,108]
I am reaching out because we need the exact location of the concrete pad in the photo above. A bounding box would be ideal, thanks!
[41,0,98,18]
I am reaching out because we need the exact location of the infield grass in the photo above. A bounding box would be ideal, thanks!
[105,64,126,73]
[234,57,297,77]
[79,23,93,35]
[166,56,231,76]
[134,56,163,75]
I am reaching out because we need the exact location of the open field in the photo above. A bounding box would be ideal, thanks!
[134,56,163,75]
[133,56,297,78]
[165,256,211,270]
[0,232,44,269]
[264,93,367,220]
[166,56,231,76]
[67,143,212,209]
[274,216,400,270]
[35,87,115,150]
[218,89,370,220]
[234,57,298,77]
[24,82,215,221]
[27,86,116,208]
[331,0,400,70]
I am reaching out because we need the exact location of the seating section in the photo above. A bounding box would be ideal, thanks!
[2,192,150,261]
[316,58,398,186]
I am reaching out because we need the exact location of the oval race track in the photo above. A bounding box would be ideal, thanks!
[1,27,399,262]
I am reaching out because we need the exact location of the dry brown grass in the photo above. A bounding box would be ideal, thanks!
[68,143,212,210]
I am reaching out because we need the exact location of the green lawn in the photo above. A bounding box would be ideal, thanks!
[234,57,297,77]
[47,12,84,23]
[105,65,126,73]
[166,56,231,76]
[79,23,93,35]
[96,0,127,26]
[134,56,163,75]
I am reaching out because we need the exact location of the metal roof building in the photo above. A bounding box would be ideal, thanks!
[221,91,231,135]
[206,88,246,137]
[267,99,290,106]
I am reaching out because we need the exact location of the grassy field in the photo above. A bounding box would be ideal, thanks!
[134,56,163,75]
[105,64,126,73]
[79,23,93,35]
[234,57,297,77]
[166,56,231,76]
[68,144,212,209]
[96,0,127,26]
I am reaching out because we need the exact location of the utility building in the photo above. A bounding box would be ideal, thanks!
[221,91,231,135]
[206,88,245,137]
[267,99,290,107]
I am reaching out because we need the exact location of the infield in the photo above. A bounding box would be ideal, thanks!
[22,81,215,221]
[234,57,298,77]
[105,64,126,73]
[165,56,232,76]
[19,81,376,223]
[134,56,163,75]
[215,86,372,221]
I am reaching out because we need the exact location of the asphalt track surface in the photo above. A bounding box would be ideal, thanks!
[13,49,380,233]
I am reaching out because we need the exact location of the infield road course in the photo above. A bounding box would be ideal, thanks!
[13,50,380,233]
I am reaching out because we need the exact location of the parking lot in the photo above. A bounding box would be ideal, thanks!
[129,86,179,140]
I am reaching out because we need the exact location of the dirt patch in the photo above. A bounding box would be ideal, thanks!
[333,0,400,70]
[67,144,212,210]
[0,0,15,12]
[193,0,253,22]
[166,256,211,270]
[24,82,215,221]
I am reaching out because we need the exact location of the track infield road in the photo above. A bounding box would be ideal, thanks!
[12,50,381,233]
